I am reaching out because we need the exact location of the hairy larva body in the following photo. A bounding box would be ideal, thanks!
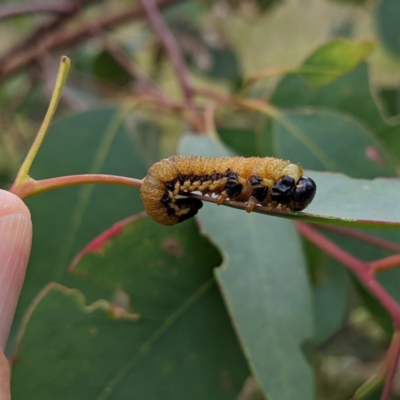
[140,155,316,226]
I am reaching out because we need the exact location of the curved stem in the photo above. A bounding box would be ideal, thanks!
[15,174,143,200]
[11,56,71,193]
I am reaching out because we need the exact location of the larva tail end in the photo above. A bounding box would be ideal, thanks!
[175,197,203,223]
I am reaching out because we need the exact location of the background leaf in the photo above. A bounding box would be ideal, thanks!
[222,171,400,228]
[9,106,154,349]
[180,135,315,400]
[269,109,395,178]
[299,39,374,87]
[376,0,400,59]
[12,217,251,400]
[306,240,350,345]
[271,63,387,134]
[93,50,133,87]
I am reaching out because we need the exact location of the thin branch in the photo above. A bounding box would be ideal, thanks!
[15,174,143,200]
[87,23,164,96]
[296,222,400,329]
[317,225,400,253]
[140,0,193,104]
[381,332,400,400]
[0,2,78,21]
[0,0,97,60]
[0,0,184,81]
[371,254,400,274]
[194,87,231,105]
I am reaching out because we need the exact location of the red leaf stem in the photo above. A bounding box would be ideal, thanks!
[381,332,400,400]
[317,225,400,253]
[296,222,400,329]
[11,174,143,200]
[370,254,400,274]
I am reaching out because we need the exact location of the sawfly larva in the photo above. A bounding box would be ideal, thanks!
[140,155,316,226]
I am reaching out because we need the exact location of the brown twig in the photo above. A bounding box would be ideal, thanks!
[0,0,97,60]
[0,2,79,21]
[139,0,193,104]
[0,0,184,81]
[87,23,165,96]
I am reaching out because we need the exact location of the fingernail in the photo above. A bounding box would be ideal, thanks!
[0,191,32,350]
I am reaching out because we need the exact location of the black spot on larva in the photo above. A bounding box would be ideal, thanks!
[175,197,203,223]
[177,173,185,184]
[211,171,222,182]
[271,176,295,203]
[166,206,175,216]
[222,169,239,179]
[160,193,171,205]
[252,186,268,202]
[165,181,175,191]
[225,180,243,198]
[249,176,262,186]
[200,174,209,183]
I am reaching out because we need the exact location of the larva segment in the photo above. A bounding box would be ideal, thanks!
[140,156,316,226]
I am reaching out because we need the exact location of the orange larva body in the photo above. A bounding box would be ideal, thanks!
[140,155,316,226]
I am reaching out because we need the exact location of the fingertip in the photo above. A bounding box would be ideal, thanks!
[0,190,30,219]
[0,190,32,350]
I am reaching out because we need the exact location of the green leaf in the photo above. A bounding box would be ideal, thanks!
[11,106,153,345]
[93,50,133,87]
[352,277,393,335]
[299,39,374,87]
[180,135,315,400]
[12,218,251,399]
[255,0,284,11]
[376,0,400,59]
[217,127,258,157]
[270,109,396,179]
[171,21,240,81]
[379,87,400,118]
[222,171,400,228]
[271,63,387,134]
[380,123,400,169]
[305,241,350,345]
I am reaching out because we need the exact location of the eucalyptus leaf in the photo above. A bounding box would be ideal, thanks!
[180,135,315,400]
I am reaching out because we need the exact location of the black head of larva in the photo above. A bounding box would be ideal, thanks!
[272,175,316,212]
[271,176,296,204]
[290,176,317,211]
